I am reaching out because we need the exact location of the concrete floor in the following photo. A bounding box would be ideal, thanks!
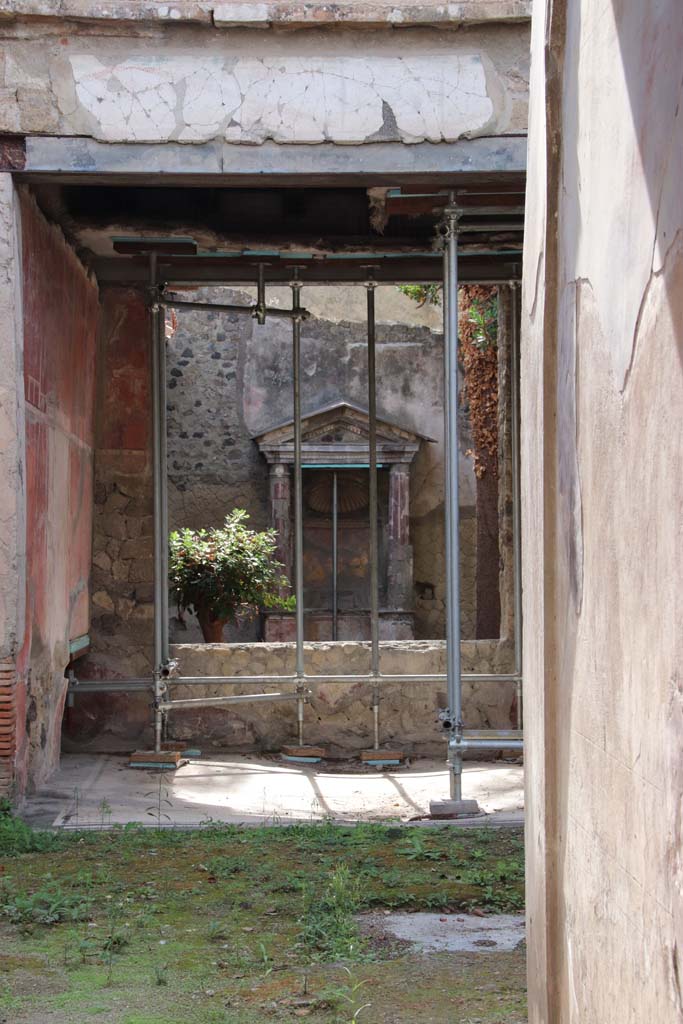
[361,912,526,953]
[23,753,524,828]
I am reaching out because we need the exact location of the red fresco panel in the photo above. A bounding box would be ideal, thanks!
[20,190,99,653]
[99,288,151,452]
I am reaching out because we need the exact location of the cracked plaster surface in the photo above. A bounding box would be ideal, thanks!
[68,53,494,144]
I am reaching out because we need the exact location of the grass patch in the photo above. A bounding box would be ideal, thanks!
[0,813,525,1023]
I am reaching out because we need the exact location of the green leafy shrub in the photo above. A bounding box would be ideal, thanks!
[169,509,290,632]
[397,283,442,307]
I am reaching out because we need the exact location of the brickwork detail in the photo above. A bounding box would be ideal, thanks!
[0,660,16,799]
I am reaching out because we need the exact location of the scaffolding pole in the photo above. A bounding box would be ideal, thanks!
[69,672,522,690]
[149,253,165,753]
[161,297,310,321]
[291,270,307,746]
[332,471,338,641]
[366,275,381,750]
[430,195,480,816]
[159,293,170,668]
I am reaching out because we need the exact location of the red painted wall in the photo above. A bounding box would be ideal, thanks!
[63,287,155,752]
[14,189,99,794]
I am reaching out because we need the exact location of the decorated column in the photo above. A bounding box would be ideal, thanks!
[386,463,413,609]
[269,463,293,587]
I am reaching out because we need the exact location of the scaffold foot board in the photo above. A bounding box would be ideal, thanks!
[360,749,405,766]
[281,745,326,763]
[129,750,183,770]
[162,743,202,758]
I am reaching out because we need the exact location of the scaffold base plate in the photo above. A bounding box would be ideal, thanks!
[429,798,482,819]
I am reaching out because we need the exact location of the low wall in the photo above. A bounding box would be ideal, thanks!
[65,639,516,758]
[169,640,517,757]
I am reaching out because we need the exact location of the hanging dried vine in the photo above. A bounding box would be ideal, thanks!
[397,283,499,476]
[397,281,501,637]
[458,285,499,479]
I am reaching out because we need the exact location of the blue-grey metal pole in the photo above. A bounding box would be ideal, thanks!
[366,277,381,749]
[158,295,169,666]
[291,271,306,744]
[443,195,463,800]
[332,471,338,642]
[149,253,163,752]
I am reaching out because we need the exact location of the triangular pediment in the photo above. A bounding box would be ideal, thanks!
[253,401,433,466]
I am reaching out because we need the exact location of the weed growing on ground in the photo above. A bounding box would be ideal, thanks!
[0,800,59,856]
[323,967,372,1023]
[204,855,248,877]
[398,832,443,861]
[301,863,369,963]
[152,962,169,986]
[98,796,113,827]
[0,877,91,927]
[144,772,175,829]
[207,920,231,943]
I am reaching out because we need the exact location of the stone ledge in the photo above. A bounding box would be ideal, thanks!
[0,0,532,28]
[170,637,515,675]
[0,2,214,24]
[213,2,532,28]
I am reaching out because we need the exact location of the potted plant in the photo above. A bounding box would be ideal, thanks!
[169,510,290,643]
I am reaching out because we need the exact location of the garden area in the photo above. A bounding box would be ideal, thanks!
[0,805,526,1024]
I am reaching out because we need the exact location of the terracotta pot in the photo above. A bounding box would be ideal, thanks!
[197,609,228,643]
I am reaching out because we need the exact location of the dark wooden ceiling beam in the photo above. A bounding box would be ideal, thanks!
[92,253,522,286]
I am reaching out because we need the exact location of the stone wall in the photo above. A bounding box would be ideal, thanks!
[166,285,480,641]
[81,287,156,683]
[65,638,516,758]
[12,188,98,796]
[523,1,683,1020]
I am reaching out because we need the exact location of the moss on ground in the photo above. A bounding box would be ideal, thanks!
[0,813,526,1023]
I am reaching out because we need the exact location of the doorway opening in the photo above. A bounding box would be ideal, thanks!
[15,173,524,820]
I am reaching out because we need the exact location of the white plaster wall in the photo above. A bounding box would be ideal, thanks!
[522,1,683,1020]
[0,21,529,144]
[520,0,549,1019]
[68,52,493,144]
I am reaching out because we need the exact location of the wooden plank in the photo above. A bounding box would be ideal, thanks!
[281,745,326,759]
[129,750,181,766]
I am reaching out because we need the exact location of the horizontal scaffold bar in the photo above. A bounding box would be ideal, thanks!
[158,691,307,711]
[459,737,524,751]
[160,297,311,320]
[67,672,521,693]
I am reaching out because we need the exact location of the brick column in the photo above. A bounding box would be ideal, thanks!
[269,463,293,586]
[386,463,413,609]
